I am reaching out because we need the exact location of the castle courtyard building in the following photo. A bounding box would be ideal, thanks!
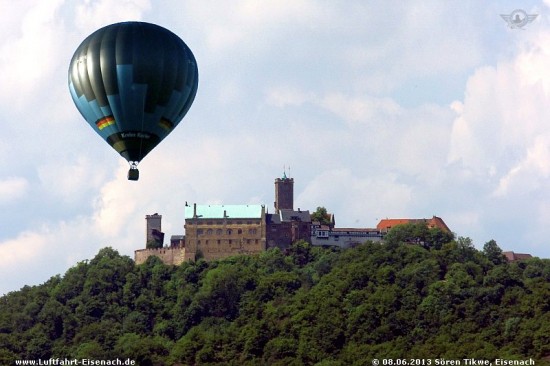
[184,204,267,261]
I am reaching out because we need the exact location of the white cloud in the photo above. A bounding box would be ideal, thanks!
[319,93,402,127]
[492,136,550,197]
[449,29,550,184]
[0,0,66,107]
[265,86,315,108]
[37,156,109,204]
[181,0,324,53]
[298,169,412,228]
[0,230,46,269]
[0,177,29,204]
[0,218,103,295]
[441,20,550,253]
[92,162,141,238]
[265,87,455,182]
[74,0,151,31]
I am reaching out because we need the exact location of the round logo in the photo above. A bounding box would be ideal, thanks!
[509,9,529,28]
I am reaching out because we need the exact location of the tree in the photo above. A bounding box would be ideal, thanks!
[0,348,17,365]
[384,223,453,250]
[73,341,105,358]
[194,264,255,320]
[263,337,298,363]
[5,244,550,363]
[426,227,454,250]
[311,207,332,226]
[456,236,474,250]
[289,240,313,267]
[114,333,170,366]
[483,239,506,265]
[24,324,52,359]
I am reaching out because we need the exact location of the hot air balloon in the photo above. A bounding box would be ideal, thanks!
[68,21,198,180]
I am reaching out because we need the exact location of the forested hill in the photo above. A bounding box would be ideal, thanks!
[2,225,550,365]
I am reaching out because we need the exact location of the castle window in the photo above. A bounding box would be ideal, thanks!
[247,221,252,225]
[238,229,243,235]
[216,229,222,235]
[207,229,213,235]
[217,240,221,244]
[248,228,257,235]
[229,239,232,244]
[227,229,232,235]
[197,229,204,235]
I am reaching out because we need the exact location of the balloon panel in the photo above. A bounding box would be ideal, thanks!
[68,22,198,163]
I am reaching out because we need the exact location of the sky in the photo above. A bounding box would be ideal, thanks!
[1,0,550,295]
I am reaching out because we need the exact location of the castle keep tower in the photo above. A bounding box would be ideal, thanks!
[274,172,294,213]
[145,213,162,245]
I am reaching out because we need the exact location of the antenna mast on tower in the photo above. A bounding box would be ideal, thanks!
[283,165,291,179]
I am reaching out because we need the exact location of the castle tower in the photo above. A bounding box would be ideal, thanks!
[274,172,294,213]
[145,213,162,244]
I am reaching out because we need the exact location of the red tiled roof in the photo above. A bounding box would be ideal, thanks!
[428,216,451,232]
[503,251,533,262]
[377,219,410,231]
[377,216,451,233]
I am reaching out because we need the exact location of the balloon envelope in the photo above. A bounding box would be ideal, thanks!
[68,21,198,166]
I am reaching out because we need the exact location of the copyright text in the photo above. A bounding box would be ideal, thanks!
[370,359,535,366]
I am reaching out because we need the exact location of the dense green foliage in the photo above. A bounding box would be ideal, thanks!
[2,224,550,365]
[311,206,332,225]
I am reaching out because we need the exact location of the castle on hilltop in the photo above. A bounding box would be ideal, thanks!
[134,173,452,265]
[135,173,311,264]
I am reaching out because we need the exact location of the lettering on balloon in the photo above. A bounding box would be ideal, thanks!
[121,132,151,139]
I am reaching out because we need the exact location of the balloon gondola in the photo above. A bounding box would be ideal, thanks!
[68,22,198,180]
[128,163,139,181]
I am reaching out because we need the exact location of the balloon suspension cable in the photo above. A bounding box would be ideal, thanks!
[128,162,139,181]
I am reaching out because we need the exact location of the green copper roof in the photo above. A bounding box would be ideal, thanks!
[185,204,264,219]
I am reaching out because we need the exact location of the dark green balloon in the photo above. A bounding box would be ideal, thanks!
[68,22,198,172]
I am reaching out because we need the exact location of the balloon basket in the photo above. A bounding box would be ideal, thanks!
[128,167,139,181]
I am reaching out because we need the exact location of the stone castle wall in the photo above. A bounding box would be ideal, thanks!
[134,247,194,265]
